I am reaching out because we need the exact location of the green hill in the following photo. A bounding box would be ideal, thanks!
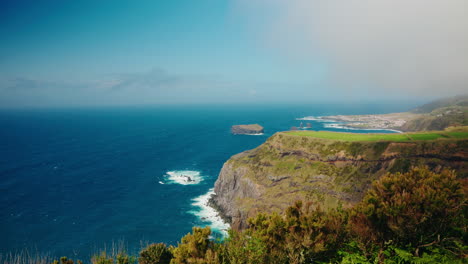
[320,95,468,131]
[411,94,468,113]
[212,129,468,230]
[401,98,468,131]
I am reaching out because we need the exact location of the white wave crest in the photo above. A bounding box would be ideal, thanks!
[165,170,203,185]
[323,123,352,129]
[324,123,402,133]
[190,188,230,237]
[296,116,336,122]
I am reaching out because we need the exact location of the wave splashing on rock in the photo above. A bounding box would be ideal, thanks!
[165,170,203,185]
[190,188,230,237]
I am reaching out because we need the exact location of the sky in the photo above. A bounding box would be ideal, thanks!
[0,0,467,107]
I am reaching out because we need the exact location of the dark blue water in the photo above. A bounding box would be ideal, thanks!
[0,102,417,258]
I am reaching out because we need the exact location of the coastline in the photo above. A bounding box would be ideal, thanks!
[207,194,232,226]
[323,123,403,133]
[301,114,410,132]
[205,114,408,236]
[203,113,411,236]
[191,189,230,237]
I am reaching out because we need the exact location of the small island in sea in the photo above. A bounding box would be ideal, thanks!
[231,124,264,135]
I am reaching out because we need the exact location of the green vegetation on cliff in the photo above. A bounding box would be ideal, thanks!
[287,129,468,142]
[288,131,413,141]
[213,129,468,230]
[46,167,467,263]
[389,96,468,131]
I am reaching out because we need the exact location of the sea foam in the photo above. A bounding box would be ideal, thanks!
[296,116,336,122]
[165,170,203,185]
[190,188,230,237]
[324,123,403,133]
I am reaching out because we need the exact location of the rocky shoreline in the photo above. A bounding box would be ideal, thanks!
[304,96,468,132]
[207,194,232,226]
[303,113,413,131]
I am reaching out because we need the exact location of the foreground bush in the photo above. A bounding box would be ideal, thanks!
[227,201,348,264]
[350,167,467,258]
[170,226,222,264]
[223,167,466,263]
[138,243,172,264]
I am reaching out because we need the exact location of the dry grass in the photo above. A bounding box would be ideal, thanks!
[0,250,53,264]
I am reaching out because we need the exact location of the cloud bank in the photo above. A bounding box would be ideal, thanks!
[0,69,290,108]
[238,0,468,96]
[0,70,217,107]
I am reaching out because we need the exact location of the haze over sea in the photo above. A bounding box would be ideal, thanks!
[0,102,418,259]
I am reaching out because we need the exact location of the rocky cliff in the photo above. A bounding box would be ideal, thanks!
[212,131,468,230]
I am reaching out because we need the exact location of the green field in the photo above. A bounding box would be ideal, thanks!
[286,130,468,142]
[446,131,468,138]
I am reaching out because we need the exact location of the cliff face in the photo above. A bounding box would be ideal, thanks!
[213,132,468,230]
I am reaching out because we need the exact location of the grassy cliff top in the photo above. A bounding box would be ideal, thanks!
[286,128,468,142]
[215,125,467,231]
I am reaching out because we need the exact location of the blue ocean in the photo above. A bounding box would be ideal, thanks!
[0,102,417,259]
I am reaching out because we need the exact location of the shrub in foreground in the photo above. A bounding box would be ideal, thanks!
[138,243,172,264]
[170,226,222,264]
[350,167,466,256]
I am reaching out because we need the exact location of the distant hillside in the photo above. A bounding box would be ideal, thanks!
[411,95,468,113]
[212,129,468,230]
[401,95,468,131]
[321,95,468,132]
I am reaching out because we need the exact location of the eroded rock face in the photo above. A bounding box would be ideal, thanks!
[213,156,264,230]
[212,132,468,230]
[231,124,264,135]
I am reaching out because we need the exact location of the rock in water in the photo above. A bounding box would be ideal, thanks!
[231,124,264,135]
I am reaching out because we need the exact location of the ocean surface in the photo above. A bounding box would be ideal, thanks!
[0,102,418,258]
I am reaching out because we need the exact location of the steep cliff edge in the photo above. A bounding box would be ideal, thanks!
[212,131,468,230]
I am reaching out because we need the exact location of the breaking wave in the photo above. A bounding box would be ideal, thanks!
[190,188,230,237]
[165,170,203,185]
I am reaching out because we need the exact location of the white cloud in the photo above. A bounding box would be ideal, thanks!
[237,0,468,96]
